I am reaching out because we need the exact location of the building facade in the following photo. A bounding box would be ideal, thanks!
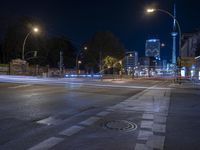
[139,56,156,77]
[124,51,138,75]
[181,31,200,79]
[145,39,160,60]
[181,32,200,57]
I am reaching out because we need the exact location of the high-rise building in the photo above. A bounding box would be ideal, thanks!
[145,39,160,60]
[124,51,138,74]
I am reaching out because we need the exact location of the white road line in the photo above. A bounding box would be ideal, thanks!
[28,137,64,150]
[37,117,62,125]
[59,125,85,136]
[79,83,170,90]
[154,115,167,123]
[23,87,58,92]
[79,116,100,126]
[153,124,166,133]
[140,120,153,129]
[96,111,110,117]
[135,143,152,150]
[8,84,32,89]
[137,130,153,141]
[146,135,165,150]
[142,113,154,120]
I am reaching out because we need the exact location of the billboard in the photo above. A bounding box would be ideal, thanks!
[178,57,195,67]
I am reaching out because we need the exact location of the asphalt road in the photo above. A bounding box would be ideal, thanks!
[0,77,172,150]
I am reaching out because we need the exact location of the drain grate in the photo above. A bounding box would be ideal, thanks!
[102,120,137,132]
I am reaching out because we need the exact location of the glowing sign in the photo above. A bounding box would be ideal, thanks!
[147,39,158,42]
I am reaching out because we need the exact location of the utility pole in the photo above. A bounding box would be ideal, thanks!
[99,51,102,72]
[60,51,63,77]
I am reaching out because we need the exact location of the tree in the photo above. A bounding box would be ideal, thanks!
[103,56,117,68]
[1,16,46,63]
[46,36,76,68]
[1,16,77,68]
[82,31,125,73]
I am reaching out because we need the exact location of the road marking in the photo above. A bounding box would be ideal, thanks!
[79,116,100,126]
[137,130,153,140]
[140,120,153,129]
[142,113,154,120]
[154,115,167,123]
[153,124,166,133]
[96,111,110,117]
[23,86,60,92]
[59,125,85,136]
[8,84,32,89]
[37,117,62,125]
[146,135,165,150]
[135,143,152,150]
[28,137,64,150]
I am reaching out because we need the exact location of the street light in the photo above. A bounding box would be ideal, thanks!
[146,8,182,62]
[22,27,39,60]
[146,9,155,13]
[76,46,87,74]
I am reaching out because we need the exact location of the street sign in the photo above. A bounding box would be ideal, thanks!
[178,57,195,67]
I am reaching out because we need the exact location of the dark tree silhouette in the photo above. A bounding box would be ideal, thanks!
[82,31,125,73]
[46,36,76,68]
[1,16,46,63]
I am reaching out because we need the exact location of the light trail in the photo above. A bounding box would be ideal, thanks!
[0,75,171,90]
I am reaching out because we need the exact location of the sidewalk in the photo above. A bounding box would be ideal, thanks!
[164,82,200,150]
[169,80,200,89]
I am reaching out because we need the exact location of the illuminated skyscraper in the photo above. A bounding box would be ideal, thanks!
[145,39,160,60]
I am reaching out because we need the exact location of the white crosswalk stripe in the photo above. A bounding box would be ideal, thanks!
[28,137,64,150]
[8,84,32,89]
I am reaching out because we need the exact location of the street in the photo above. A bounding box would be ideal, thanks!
[0,76,199,150]
[1,1,200,150]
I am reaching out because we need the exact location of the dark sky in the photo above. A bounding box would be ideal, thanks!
[1,0,200,61]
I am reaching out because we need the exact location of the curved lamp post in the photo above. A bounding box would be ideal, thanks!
[22,27,39,60]
[146,8,182,63]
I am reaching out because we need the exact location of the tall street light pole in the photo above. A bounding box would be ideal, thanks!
[22,27,39,60]
[76,46,87,74]
[146,8,182,65]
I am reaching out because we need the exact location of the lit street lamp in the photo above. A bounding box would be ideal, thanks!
[78,60,82,74]
[76,46,87,74]
[146,8,182,63]
[22,27,39,60]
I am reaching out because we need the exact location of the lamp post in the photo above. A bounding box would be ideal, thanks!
[78,60,82,74]
[22,27,39,60]
[146,8,182,64]
[76,46,87,74]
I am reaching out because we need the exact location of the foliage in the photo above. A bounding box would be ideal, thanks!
[1,16,46,63]
[0,16,76,68]
[82,31,125,73]
[103,56,117,68]
[46,36,76,68]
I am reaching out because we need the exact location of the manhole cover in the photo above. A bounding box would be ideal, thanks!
[103,120,137,132]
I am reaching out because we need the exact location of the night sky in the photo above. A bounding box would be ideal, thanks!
[1,0,200,62]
